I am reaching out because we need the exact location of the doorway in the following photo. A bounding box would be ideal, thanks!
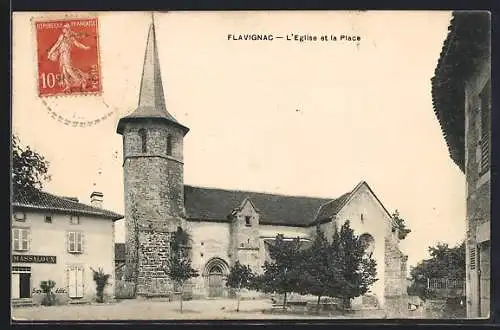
[12,266,31,299]
[67,265,85,298]
[208,264,224,298]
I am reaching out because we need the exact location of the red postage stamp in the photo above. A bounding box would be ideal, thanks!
[34,17,101,97]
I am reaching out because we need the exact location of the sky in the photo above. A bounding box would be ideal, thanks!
[12,11,465,271]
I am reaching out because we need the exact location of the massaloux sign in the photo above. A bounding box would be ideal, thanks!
[12,254,57,264]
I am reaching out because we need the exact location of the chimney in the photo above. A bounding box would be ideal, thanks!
[90,192,104,208]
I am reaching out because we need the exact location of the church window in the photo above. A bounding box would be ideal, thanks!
[166,134,173,156]
[240,243,244,247]
[245,216,252,226]
[138,129,147,153]
[360,213,364,222]
[359,233,375,257]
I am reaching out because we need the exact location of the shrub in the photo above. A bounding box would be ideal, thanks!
[40,280,56,306]
[91,267,111,303]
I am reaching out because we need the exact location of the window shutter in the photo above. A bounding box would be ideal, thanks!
[470,247,476,270]
[23,229,30,251]
[13,228,19,250]
[68,232,75,252]
[79,233,86,253]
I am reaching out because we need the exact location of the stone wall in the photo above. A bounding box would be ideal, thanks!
[384,230,408,318]
[464,57,491,318]
[136,227,172,296]
[121,121,186,296]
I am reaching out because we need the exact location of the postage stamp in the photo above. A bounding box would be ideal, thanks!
[34,17,102,97]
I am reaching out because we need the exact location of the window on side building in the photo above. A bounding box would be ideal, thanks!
[12,227,30,251]
[67,231,85,254]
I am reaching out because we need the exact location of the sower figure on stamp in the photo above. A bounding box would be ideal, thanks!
[47,23,91,92]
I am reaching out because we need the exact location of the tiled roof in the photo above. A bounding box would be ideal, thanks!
[13,189,124,221]
[263,238,313,250]
[431,11,491,173]
[314,192,352,224]
[183,185,354,227]
[115,243,126,261]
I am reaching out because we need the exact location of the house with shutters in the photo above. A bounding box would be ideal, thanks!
[11,190,123,305]
[431,11,491,318]
[116,22,409,317]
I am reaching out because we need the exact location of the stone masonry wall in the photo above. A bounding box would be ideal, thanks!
[121,121,186,294]
[384,229,408,318]
[136,228,173,296]
[464,57,491,318]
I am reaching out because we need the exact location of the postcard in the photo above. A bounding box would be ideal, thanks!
[11,10,491,321]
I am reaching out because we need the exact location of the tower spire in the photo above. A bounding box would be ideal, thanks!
[117,19,189,135]
[137,19,167,114]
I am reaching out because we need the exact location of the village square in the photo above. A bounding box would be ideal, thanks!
[11,11,490,321]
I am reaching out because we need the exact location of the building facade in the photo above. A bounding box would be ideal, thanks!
[431,11,491,318]
[116,23,408,315]
[11,190,123,304]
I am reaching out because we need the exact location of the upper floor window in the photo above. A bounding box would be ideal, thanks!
[12,227,30,251]
[70,215,80,225]
[245,216,252,226]
[479,79,491,174]
[13,212,26,222]
[166,134,173,156]
[67,231,85,254]
[138,128,147,153]
[44,215,52,223]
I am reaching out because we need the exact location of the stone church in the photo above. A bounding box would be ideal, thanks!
[117,23,407,313]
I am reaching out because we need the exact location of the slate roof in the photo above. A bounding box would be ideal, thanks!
[13,190,124,221]
[115,243,126,261]
[117,23,189,135]
[183,184,356,227]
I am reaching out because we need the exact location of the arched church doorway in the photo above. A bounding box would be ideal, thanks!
[204,258,229,298]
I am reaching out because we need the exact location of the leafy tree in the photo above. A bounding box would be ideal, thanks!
[40,280,56,306]
[392,210,411,240]
[164,227,199,313]
[302,221,377,312]
[335,220,378,309]
[12,135,51,197]
[301,227,341,313]
[407,241,465,300]
[257,234,304,309]
[226,261,255,312]
[91,267,112,303]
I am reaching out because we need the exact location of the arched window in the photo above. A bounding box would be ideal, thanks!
[359,233,375,257]
[166,134,173,156]
[138,129,147,153]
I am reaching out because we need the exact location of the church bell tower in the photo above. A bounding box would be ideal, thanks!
[117,22,189,295]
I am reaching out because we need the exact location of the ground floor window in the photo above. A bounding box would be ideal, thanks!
[12,266,31,299]
[67,265,85,299]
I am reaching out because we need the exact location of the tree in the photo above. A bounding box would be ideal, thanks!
[226,261,255,312]
[392,210,411,240]
[91,267,112,303]
[301,227,341,314]
[12,135,51,197]
[407,241,465,300]
[302,221,377,312]
[164,227,199,313]
[257,234,304,309]
[40,280,56,306]
[335,220,378,309]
